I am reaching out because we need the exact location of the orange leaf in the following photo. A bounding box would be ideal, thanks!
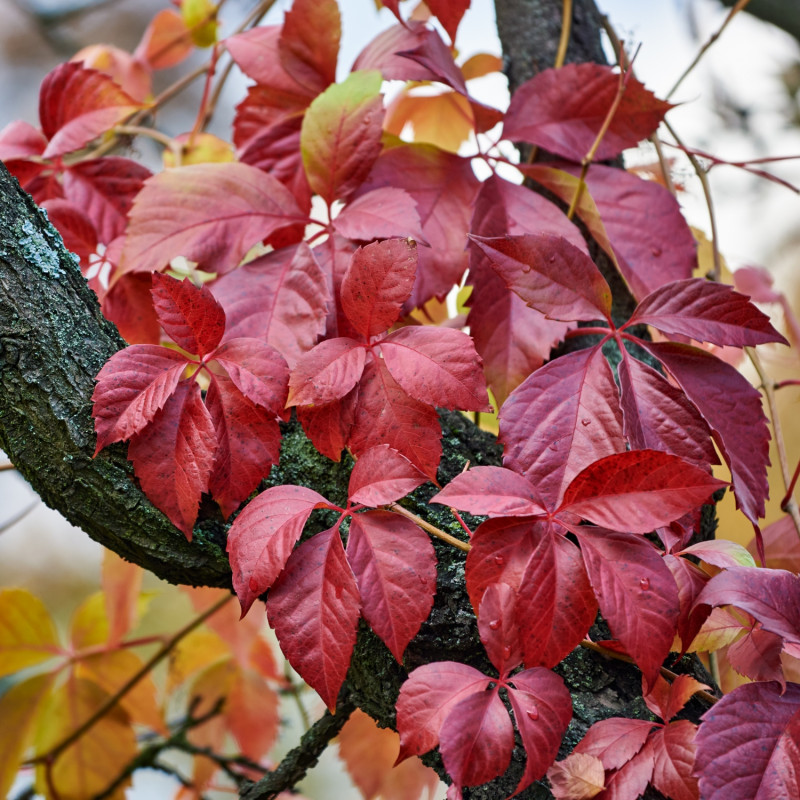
[385,91,474,153]
[0,674,52,799]
[76,650,166,734]
[546,752,606,800]
[338,709,441,800]
[167,627,230,692]
[226,667,280,760]
[460,53,502,81]
[102,549,144,646]
[0,588,60,678]
[70,591,110,649]
[135,9,194,70]
[34,676,137,800]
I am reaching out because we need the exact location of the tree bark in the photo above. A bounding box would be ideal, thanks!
[0,1,715,797]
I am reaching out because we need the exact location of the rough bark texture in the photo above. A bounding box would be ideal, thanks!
[0,1,716,798]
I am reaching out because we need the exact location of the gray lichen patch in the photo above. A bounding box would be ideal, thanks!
[17,218,66,278]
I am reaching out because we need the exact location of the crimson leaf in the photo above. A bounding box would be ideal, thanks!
[347,446,426,506]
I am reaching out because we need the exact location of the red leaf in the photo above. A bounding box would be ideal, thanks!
[349,357,441,480]
[425,0,470,43]
[39,62,142,158]
[211,242,329,368]
[517,530,597,669]
[63,157,151,244]
[617,354,717,467]
[380,326,491,411]
[120,162,305,275]
[694,566,800,644]
[752,514,800,572]
[92,345,188,451]
[439,688,514,789]
[357,143,480,306]
[287,337,367,406]
[558,450,726,533]
[503,64,671,162]
[663,555,712,653]
[499,346,625,509]
[225,26,313,99]
[127,380,216,538]
[353,22,436,82]
[627,278,787,347]
[151,273,226,357]
[396,662,490,762]
[575,528,679,688]
[643,673,710,723]
[205,377,282,519]
[573,717,655,771]
[727,627,786,687]
[469,234,612,323]
[333,188,425,242]
[340,238,418,339]
[297,387,359,462]
[395,28,467,95]
[345,511,436,661]
[506,667,574,793]
[642,341,770,523]
[431,466,546,518]
[649,721,699,800]
[267,528,361,711]
[226,484,332,615]
[572,165,696,301]
[465,519,542,608]
[0,119,47,161]
[41,199,97,266]
[278,0,340,95]
[300,70,384,203]
[694,681,800,800]
[348,446,427,506]
[210,338,288,415]
[477,583,523,677]
[598,739,655,800]
[100,270,161,345]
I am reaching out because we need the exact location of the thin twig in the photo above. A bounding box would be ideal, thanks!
[386,503,471,552]
[554,0,573,69]
[0,500,40,535]
[666,0,753,101]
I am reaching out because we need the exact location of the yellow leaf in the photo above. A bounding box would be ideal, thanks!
[102,549,144,645]
[164,132,235,167]
[70,591,109,649]
[34,676,137,800]
[76,650,166,734]
[0,673,53,799]
[385,91,474,153]
[0,588,60,678]
[168,627,229,691]
[181,0,218,48]
[688,607,747,654]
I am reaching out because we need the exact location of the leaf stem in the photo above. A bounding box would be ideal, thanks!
[554,0,573,69]
[30,593,233,766]
[386,503,471,552]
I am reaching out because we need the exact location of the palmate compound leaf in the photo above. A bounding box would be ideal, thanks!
[499,345,625,509]
[626,278,788,348]
[573,528,680,689]
[226,484,333,616]
[346,511,437,662]
[468,234,613,323]
[694,681,800,800]
[503,63,672,163]
[640,341,771,523]
[557,450,727,533]
[39,62,143,158]
[267,528,361,711]
[119,161,306,275]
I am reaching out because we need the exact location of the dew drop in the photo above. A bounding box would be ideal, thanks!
[548,254,556,263]
[488,619,500,630]
[522,264,532,273]
[640,577,650,591]
[581,418,591,426]
[651,246,662,257]
[503,645,512,659]
[549,442,558,451]
[494,554,506,565]
[526,706,539,721]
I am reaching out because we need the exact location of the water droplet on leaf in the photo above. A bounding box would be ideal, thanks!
[488,619,500,630]
[640,577,650,590]
[581,418,591,426]
[494,554,505,565]
[526,706,539,721]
